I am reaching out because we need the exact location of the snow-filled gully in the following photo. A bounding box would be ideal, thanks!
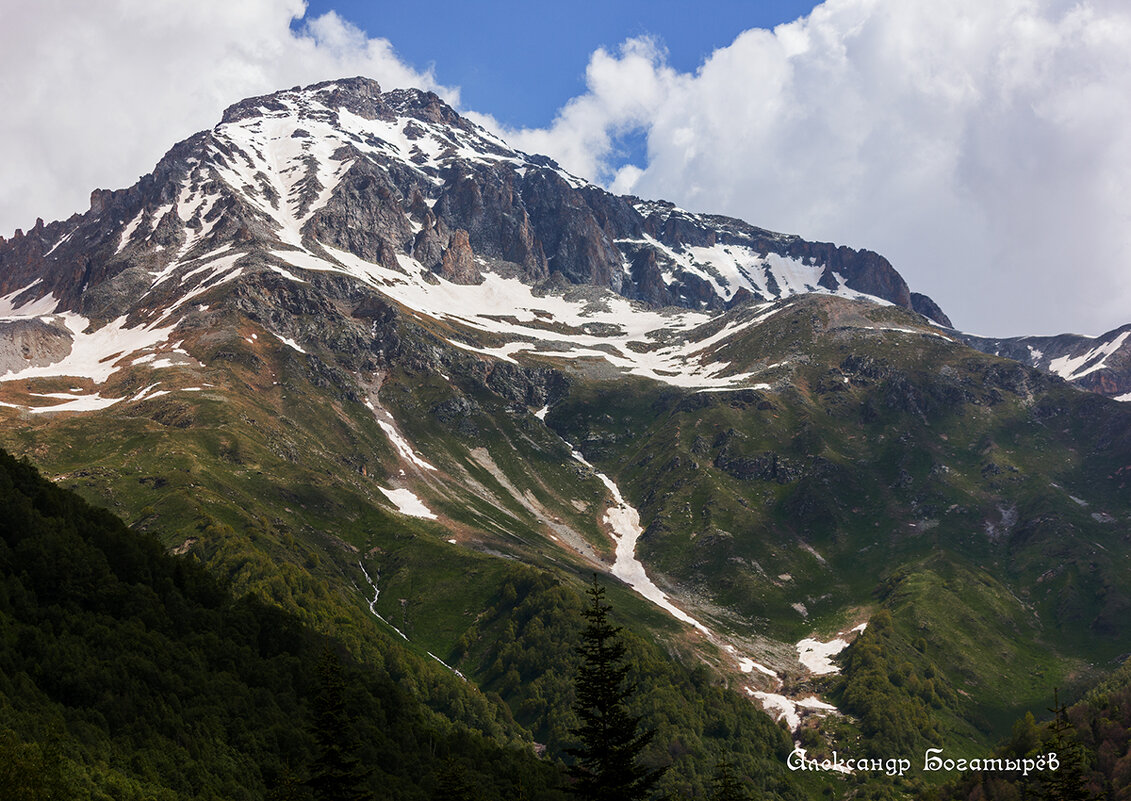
[568,450,848,732]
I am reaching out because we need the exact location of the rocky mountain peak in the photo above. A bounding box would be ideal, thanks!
[1,76,963,363]
[218,77,466,131]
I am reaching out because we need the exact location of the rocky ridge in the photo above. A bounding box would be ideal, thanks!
[961,325,1131,399]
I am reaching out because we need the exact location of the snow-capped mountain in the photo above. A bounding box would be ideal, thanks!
[3,77,1131,768]
[0,76,961,404]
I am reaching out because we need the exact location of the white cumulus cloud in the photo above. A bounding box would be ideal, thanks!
[0,0,454,240]
[491,0,1131,336]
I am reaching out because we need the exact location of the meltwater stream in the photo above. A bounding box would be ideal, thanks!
[359,560,466,680]
[358,560,408,641]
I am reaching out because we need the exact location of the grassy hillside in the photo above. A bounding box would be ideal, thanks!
[4,287,1130,791]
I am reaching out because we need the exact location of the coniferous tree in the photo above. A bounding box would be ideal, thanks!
[567,576,665,801]
[1039,690,1095,801]
[711,760,751,801]
[307,648,373,801]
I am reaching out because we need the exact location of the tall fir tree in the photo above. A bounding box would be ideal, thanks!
[1039,690,1095,801]
[567,576,665,801]
[307,647,373,801]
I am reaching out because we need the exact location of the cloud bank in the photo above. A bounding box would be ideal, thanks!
[0,0,453,241]
[496,0,1131,336]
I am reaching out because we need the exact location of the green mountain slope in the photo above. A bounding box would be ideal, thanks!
[547,295,1131,754]
[6,77,1131,798]
[0,446,567,800]
[0,443,822,799]
[939,657,1131,799]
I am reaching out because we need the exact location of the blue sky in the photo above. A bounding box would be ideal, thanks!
[299,1,819,129]
[2,1,1129,336]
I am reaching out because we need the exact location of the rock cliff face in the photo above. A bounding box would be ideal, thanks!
[0,77,948,328]
[0,317,73,374]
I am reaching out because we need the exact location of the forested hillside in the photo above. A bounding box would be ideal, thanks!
[0,447,565,799]
[941,658,1131,800]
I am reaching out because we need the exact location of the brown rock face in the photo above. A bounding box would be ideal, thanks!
[412,223,446,271]
[911,293,953,328]
[434,166,548,281]
[437,229,482,285]
[627,247,673,306]
[518,169,623,290]
[305,161,414,268]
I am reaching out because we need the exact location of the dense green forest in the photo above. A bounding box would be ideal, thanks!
[832,610,959,758]
[14,433,1121,800]
[460,568,807,799]
[939,658,1131,800]
[0,445,829,799]
[0,447,565,799]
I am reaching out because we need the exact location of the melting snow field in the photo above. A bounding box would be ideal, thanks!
[0,288,195,413]
[0,310,176,384]
[722,645,779,679]
[274,246,776,391]
[26,393,122,414]
[1049,331,1130,381]
[570,450,709,635]
[377,486,437,520]
[749,690,839,733]
[363,399,437,471]
[376,420,437,471]
[796,623,868,674]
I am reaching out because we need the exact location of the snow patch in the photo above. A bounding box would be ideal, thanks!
[116,209,145,254]
[1049,331,1130,381]
[0,285,55,317]
[26,393,123,414]
[751,691,802,731]
[0,313,176,383]
[570,450,709,634]
[796,623,867,675]
[274,333,307,354]
[273,246,774,390]
[378,486,437,519]
[376,419,436,471]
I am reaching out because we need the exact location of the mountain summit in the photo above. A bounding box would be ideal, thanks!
[0,77,948,325]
